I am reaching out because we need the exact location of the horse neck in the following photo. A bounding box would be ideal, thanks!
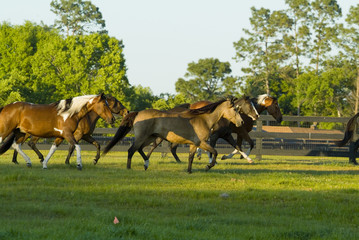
[255,103,267,115]
[88,111,101,124]
[74,105,91,121]
[203,104,227,128]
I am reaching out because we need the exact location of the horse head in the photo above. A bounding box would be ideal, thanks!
[106,95,129,117]
[234,96,259,120]
[257,94,282,123]
[89,93,115,124]
[220,97,244,127]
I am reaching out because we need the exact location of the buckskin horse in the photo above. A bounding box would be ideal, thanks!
[103,97,257,173]
[0,94,115,169]
[147,94,281,163]
[11,95,128,165]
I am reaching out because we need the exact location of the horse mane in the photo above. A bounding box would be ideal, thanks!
[53,95,97,121]
[189,99,227,115]
[257,94,277,105]
[0,107,3,114]
[175,103,191,109]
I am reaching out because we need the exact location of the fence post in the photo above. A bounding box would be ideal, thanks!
[256,119,262,161]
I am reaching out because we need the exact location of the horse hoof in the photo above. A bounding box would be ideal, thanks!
[205,165,211,171]
[144,165,148,171]
[40,159,44,163]
[221,155,227,160]
[26,163,32,168]
[13,161,19,165]
[43,167,47,170]
[65,161,70,165]
[93,160,98,165]
[77,165,82,170]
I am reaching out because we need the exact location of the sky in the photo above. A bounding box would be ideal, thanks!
[0,0,358,96]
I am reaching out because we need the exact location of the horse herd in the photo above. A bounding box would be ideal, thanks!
[0,93,355,173]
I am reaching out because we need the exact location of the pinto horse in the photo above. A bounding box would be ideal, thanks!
[103,97,254,173]
[11,96,128,165]
[0,94,115,169]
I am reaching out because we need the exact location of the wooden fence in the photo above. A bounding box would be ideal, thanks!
[26,115,357,159]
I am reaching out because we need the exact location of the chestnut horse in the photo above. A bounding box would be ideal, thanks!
[103,97,255,173]
[11,96,128,165]
[0,94,115,169]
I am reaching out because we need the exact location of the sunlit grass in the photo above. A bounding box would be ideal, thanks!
[1,150,359,239]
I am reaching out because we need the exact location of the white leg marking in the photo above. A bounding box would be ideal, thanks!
[223,149,239,160]
[0,137,2,143]
[43,144,58,169]
[75,144,82,168]
[144,159,149,168]
[12,142,32,165]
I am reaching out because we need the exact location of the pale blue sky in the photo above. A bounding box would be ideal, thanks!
[0,0,357,95]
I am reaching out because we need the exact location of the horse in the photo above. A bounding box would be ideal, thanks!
[145,97,259,162]
[147,94,281,163]
[336,112,359,165]
[11,95,129,165]
[217,94,283,162]
[103,97,257,173]
[0,93,115,169]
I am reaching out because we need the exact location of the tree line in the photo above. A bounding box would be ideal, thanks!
[0,0,359,121]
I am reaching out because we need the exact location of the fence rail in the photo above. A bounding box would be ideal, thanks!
[24,115,356,159]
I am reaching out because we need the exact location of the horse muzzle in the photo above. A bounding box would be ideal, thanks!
[107,116,115,124]
[250,114,259,121]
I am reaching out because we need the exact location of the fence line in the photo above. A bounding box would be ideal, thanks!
[23,115,356,159]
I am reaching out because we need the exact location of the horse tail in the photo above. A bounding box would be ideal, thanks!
[0,132,15,155]
[103,111,138,155]
[336,113,359,147]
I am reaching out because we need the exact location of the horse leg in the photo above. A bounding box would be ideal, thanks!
[42,138,64,169]
[138,147,150,170]
[196,148,202,160]
[27,137,44,163]
[12,142,32,167]
[146,137,163,159]
[12,150,19,164]
[11,132,32,167]
[170,143,181,163]
[208,133,220,164]
[82,135,100,165]
[199,142,217,171]
[350,139,359,165]
[65,144,75,165]
[127,143,138,169]
[187,145,197,174]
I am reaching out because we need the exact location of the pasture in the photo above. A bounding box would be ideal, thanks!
[1,150,359,240]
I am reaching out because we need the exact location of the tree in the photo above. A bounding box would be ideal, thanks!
[309,0,342,74]
[50,0,106,36]
[175,58,239,102]
[339,4,359,113]
[234,7,292,95]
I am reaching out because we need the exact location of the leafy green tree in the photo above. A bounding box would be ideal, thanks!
[152,93,187,110]
[124,85,157,111]
[175,58,239,102]
[50,0,106,36]
[309,0,341,74]
[234,7,291,95]
[339,4,359,113]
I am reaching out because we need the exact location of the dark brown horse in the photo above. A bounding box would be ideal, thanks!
[103,97,256,173]
[336,112,359,165]
[11,96,128,165]
[147,94,281,163]
[0,94,115,169]
[219,94,282,162]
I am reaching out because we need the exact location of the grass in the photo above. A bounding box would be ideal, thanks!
[1,149,359,240]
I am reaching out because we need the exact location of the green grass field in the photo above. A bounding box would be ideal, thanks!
[1,149,359,240]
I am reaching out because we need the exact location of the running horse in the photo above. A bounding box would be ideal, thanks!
[11,95,128,165]
[336,112,359,165]
[0,94,115,169]
[103,97,257,173]
[147,94,281,163]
